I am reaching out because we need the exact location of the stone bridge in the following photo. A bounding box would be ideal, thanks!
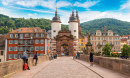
[0,55,130,78]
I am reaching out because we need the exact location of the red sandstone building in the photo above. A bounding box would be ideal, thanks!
[5,27,50,61]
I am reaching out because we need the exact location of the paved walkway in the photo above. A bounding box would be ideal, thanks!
[9,57,130,78]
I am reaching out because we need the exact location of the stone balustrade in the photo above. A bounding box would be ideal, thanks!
[0,55,49,78]
[79,54,130,76]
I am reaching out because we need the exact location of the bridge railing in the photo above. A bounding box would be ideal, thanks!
[79,54,130,76]
[0,55,49,78]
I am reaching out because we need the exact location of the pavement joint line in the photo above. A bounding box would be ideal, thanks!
[30,60,55,78]
[71,57,104,78]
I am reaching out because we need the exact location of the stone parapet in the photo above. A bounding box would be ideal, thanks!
[0,55,49,78]
[79,54,130,76]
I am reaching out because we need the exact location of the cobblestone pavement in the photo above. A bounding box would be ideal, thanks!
[32,57,101,78]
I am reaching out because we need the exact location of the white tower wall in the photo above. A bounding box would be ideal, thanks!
[51,22,61,39]
[69,22,78,39]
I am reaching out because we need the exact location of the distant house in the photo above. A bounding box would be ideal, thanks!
[5,27,50,61]
[85,26,121,53]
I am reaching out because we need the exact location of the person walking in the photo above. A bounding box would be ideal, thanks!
[75,53,77,59]
[22,50,30,70]
[89,49,94,66]
[73,53,75,60]
[33,51,38,66]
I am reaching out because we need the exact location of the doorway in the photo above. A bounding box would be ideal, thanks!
[61,44,69,56]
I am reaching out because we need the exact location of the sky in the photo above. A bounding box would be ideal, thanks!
[0,0,130,24]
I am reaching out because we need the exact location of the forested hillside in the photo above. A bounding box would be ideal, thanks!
[81,18,130,36]
[0,14,130,36]
[0,14,68,34]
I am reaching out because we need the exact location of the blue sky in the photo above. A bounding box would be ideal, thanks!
[0,0,130,24]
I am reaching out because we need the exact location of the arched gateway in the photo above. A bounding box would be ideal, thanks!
[55,28,74,56]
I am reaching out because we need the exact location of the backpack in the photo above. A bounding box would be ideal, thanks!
[33,54,37,59]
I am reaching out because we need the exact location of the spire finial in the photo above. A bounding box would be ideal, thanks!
[72,4,74,11]
[55,3,57,16]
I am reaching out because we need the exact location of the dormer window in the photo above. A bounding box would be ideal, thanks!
[35,33,39,37]
[67,34,69,36]
[18,29,22,32]
[15,34,18,38]
[10,34,13,38]
[35,29,37,32]
[109,33,111,35]
[97,33,100,35]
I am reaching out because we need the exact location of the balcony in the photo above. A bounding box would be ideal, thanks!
[110,43,114,46]
[18,43,34,46]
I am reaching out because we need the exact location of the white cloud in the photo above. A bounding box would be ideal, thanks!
[120,0,130,10]
[16,0,38,7]
[2,1,8,6]
[28,13,37,17]
[74,0,99,9]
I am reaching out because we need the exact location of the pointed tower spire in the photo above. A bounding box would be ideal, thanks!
[76,10,79,19]
[55,4,57,17]
[72,4,74,16]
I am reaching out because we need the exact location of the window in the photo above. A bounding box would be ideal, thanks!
[10,34,13,38]
[30,47,34,51]
[41,33,45,37]
[53,30,56,32]
[35,46,39,51]
[35,40,39,44]
[25,34,29,37]
[118,42,120,45]
[14,47,18,51]
[14,40,18,44]
[97,33,100,35]
[92,38,93,40]
[40,40,44,44]
[8,47,13,51]
[98,38,100,40]
[67,34,69,36]
[109,33,111,35]
[19,47,23,51]
[19,40,23,44]
[20,34,23,38]
[24,40,29,45]
[9,40,13,44]
[40,46,44,51]
[30,40,34,44]
[95,42,96,45]
[1,51,3,55]
[60,34,62,36]
[15,34,18,38]
[74,30,76,32]
[14,54,18,59]
[81,43,83,46]
[35,33,39,37]
[109,38,111,40]
[0,59,1,62]
[8,54,13,59]
[31,34,33,37]
[95,38,96,40]
[81,40,83,42]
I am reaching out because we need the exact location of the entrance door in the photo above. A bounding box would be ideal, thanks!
[61,44,69,56]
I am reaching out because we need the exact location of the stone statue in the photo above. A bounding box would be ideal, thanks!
[87,32,90,44]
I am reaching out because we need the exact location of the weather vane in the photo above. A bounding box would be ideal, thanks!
[55,3,57,10]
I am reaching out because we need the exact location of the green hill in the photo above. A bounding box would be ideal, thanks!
[81,18,130,36]
[0,14,130,36]
[0,14,68,34]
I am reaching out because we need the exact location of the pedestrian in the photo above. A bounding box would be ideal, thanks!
[89,49,94,66]
[21,50,30,70]
[49,54,51,60]
[75,53,77,59]
[33,51,38,66]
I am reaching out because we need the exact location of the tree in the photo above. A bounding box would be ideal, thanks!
[102,43,111,56]
[121,44,130,59]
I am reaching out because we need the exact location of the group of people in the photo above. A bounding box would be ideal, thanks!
[73,49,94,66]
[49,53,57,60]
[21,50,38,70]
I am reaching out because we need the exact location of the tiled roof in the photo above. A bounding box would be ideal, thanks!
[122,35,130,37]
[9,27,45,34]
[79,34,84,39]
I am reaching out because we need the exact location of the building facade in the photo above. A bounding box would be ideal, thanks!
[0,35,6,62]
[51,9,79,56]
[85,27,121,53]
[121,35,130,48]
[5,27,49,61]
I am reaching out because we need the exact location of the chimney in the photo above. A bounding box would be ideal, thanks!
[104,26,106,33]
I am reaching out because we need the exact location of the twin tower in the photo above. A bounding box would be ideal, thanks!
[51,9,80,40]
